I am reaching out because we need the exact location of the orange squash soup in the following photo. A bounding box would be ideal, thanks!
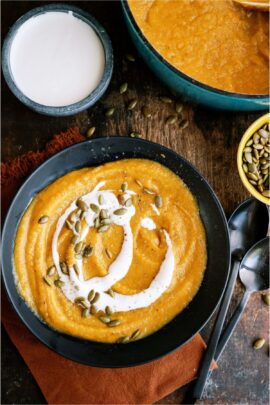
[13,159,206,343]
[128,0,269,94]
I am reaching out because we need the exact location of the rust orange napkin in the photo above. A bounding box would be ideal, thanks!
[1,128,215,404]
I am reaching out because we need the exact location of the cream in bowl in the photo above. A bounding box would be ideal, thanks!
[13,159,207,343]
[2,4,113,115]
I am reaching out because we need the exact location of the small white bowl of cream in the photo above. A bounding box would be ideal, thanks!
[2,4,113,116]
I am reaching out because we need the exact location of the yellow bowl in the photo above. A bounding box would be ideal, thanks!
[237,113,270,205]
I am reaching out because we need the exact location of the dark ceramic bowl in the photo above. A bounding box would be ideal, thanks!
[2,4,113,116]
[1,137,230,367]
[122,1,269,111]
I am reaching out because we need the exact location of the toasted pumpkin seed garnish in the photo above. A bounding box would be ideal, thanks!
[253,338,265,349]
[127,98,138,110]
[54,279,65,287]
[82,308,89,318]
[114,208,127,215]
[120,82,128,94]
[99,316,111,324]
[38,215,49,224]
[262,293,270,306]
[73,263,79,276]
[125,53,136,62]
[80,300,90,309]
[142,105,151,118]
[105,107,115,117]
[88,289,95,302]
[165,115,177,125]
[86,126,96,138]
[98,224,110,233]
[117,336,129,344]
[179,119,189,129]
[71,235,80,245]
[76,199,88,211]
[43,276,52,286]
[175,102,183,114]
[154,195,162,208]
[98,194,104,205]
[100,218,112,226]
[94,217,100,228]
[135,179,143,187]
[47,265,56,277]
[131,329,141,340]
[105,248,112,259]
[108,319,120,327]
[144,187,155,195]
[125,198,133,207]
[130,132,142,138]
[160,96,173,104]
[105,306,112,316]
[99,209,108,220]
[90,305,97,315]
[75,296,85,304]
[60,262,68,275]
[90,203,100,214]
[92,292,100,303]
[75,241,83,254]
[106,288,115,298]
[121,182,128,192]
[75,221,81,233]
[83,245,94,257]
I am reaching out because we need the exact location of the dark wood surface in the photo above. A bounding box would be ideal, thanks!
[1,1,269,404]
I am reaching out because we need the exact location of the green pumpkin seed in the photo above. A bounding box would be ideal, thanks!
[90,204,100,214]
[135,179,143,187]
[247,173,258,181]
[165,115,177,125]
[82,308,89,318]
[253,144,263,150]
[125,198,133,207]
[106,289,115,298]
[125,53,135,62]
[75,296,85,304]
[175,101,183,114]
[258,184,264,193]
[142,106,151,118]
[54,279,65,287]
[75,241,83,254]
[92,292,100,303]
[249,180,257,186]
[75,221,81,233]
[263,174,269,183]
[105,248,112,259]
[262,293,270,305]
[253,338,265,349]
[81,300,90,309]
[114,208,127,215]
[105,107,115,117]
[43,276,52,286]
[105,306,112,316]
[99,316,111,324]
[117,336,129,344]
[121,182,128,192]
[47,265,56,277]
[179,119,189,129]
[94,217,100,228]
[261,163,270,170]
[248,163,256,173]
[38,215,49,224]
[160,96,173,104]
[76,199,88,211]
[246,139,253,147]
[253,132,260,143]
[244,147,252,153]
[86,126,96,138]
[130,132,142,138]
[258,129,269,138]
[71,235,80,245]
[100,218,112,226]
[244,152,253,164]
[98,225,110,233]
[100,209,108,219]
[98,195,104,205]
[131,329,141,340]
[262,190,270,198]
[127,99,138,110]
[73,263,79,276]
[144,187,155,195]
[242,163,248,173]
[60,262,68,275]
[120,82,128,94]
[108,319,120,327]
[88,289,95,302]
[260,158,267,164]
[90,305,97,315]
[155,195,162,208]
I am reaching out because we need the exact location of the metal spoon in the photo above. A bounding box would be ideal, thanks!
[188,198,268,403]
[233,0,270,11]
[215,236,269,361]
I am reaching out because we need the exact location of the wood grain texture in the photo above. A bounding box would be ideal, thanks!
[1,1,269,404]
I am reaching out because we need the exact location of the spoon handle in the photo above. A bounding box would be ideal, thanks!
[187,259,240,403]
[215,290,250,362]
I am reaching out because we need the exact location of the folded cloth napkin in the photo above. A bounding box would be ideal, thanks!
[1,128,215,405]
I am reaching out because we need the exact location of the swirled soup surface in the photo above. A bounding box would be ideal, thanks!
[14,159,206,343]
[128,0,269,94]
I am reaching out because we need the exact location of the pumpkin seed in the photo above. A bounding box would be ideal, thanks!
[242,163,248,173]
[90,203,100,214]
[38,215,49,224]
[261,163,270,170]
[175,102,183,114]
[135,179,143,187]
[47,265,56,277]
[125,198,133,207]
[71,235,80,245]
[142,106,151,118]
[82,308,89,318]
[75,221,81,233]
[108,319,120,327]
[246,139,253,147]
[120,82,128,94]
[121,182,128,192]
[105,306,112,316]
[179,119,189,129]
[247,173,258,181]
[127,99,138,110]
[155,195,162,208]
[131,329,141,340]
[249,180,257,186]
[144,187,155,195]
[92,292,100,303]
[248,163,256,173]
[98,225,110,233]
[130,132,142,138]
[66,219,73,230]
[262,293,270,305]
[253,338,265,349]
[117,336,129,344]
[54,279,65,287]
[90,305,97,315]
[253,132,260,144]
[244,152,253,164]
[253,144,263,150]
[88,289,95,302]
[99,316,111,324]
[114,208,127,215]
[98,195,104,205]
[100,209,108,219]
[106,288,115,298]
[244,147,252,153]
[105,107,115,117]
[75,296,85,304]
[262,190,270,198]
[60,262,68,275]
[86,126,96,138]
[75,241,83,254]
[160,96,173,104]
[83,245,94,257]
[125,53,135,62]
[81,300,90,309]
[100,218,112,226]
[43,276,52,286]
[258,128,269,138]
[73,264,79,276]
[76,199,88,211]
[105,248,112,259]
[165,115,177,125]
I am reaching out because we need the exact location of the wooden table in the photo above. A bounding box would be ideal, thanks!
[2,1,269,404]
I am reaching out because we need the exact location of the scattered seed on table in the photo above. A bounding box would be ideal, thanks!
[86,127,96,137]
[119,82,128,94]
[105,107,115,117]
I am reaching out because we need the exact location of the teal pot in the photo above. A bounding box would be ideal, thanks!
[122,1,269,111]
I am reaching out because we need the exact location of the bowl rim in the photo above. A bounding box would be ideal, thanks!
[1,3,114,116]
[1,136,231,367]
[122,1,269,100]
[237,113,270,205]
